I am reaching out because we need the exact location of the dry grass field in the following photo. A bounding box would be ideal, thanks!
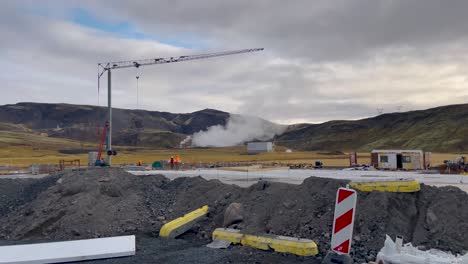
[0,130,465,168]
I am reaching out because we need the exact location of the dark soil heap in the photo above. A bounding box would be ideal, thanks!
[0,168,467,263]
[0,168,169,240]
[0,176,59,217]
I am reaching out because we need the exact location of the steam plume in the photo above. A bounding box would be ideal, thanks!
[191,114,286,147]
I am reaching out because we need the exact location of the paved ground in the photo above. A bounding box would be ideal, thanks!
[129,168,468,191]
[81,235,318,264]
[4,169,467,192]
[0,235,318,264]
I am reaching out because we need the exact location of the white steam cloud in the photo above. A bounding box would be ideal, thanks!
[191,114,286,147]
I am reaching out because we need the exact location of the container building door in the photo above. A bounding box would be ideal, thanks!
[396,154,403,169]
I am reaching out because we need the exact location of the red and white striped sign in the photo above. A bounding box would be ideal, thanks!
[331,187,357,255]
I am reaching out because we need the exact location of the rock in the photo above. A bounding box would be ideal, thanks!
[223,202,243,227]
[282,200,296,209]
[365,254,376,262]
[256,180,269,190]
[157,216,166,221]
[71,229,81,236]
[426,208,438,224]
[321,251,353,264]
[99,184,122,197]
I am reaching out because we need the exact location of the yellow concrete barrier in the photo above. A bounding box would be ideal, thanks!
[159,205,209,238]
[212,228,243,244]
[349,180,420,192]
[211,228,318,256]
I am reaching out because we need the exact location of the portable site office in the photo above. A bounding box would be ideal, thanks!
[371,150,430,170]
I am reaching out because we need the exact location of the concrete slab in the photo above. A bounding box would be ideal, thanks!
[206,239,232,249]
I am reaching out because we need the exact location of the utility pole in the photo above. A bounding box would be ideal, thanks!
[107,69,112,164]
[98,48,263,165]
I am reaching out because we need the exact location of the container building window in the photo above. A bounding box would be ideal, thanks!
[380,155,388,163]
[402,156,411,163]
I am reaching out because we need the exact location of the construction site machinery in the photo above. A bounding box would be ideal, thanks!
[98,48,264,165]
[439,156,467,174]
[95,121,111,167]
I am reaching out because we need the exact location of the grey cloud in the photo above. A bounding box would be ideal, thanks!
[84,0,468,61]
[1,1,468,124]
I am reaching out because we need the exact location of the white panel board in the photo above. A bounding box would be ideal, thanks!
[380,153,397,169]
[388,154,397,169]
[0,235,135,264]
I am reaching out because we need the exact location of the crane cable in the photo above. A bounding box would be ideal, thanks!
[97,64,100,106]
[135,65,141,109]
[136,75,140,109]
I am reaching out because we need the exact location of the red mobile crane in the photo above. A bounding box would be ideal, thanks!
[95,121,109,166]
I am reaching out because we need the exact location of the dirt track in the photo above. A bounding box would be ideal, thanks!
[0,168,467,263]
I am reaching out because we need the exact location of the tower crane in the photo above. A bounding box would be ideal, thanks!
[97,48,264,165]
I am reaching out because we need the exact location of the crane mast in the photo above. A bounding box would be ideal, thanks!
[97,48,264,165]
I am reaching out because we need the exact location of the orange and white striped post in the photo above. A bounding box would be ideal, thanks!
[331,187,357,255]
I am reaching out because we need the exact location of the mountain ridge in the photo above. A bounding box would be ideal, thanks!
[276,103,468,152]
[0,102,230,148]
[0,102,467,152]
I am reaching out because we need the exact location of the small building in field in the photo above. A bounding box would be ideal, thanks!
[247,142,273,154]
[371,149,430,170]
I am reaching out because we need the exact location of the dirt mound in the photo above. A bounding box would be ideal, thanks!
[163,177,344,247]
[0,176,58,217]
[0,168,169,240]
[1,168,467,263]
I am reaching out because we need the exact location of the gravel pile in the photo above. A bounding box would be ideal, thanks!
[0,168,166,240]
[0,175,58,217]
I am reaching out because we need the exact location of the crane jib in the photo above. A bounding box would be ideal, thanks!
[98,48,264,72]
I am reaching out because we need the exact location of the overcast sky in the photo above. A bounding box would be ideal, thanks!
[1,0,468,124]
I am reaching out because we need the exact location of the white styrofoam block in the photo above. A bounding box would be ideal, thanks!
[0,235,135,264]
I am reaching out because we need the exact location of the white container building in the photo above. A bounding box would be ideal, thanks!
[371,149,429,170]
[247,142,273,154]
